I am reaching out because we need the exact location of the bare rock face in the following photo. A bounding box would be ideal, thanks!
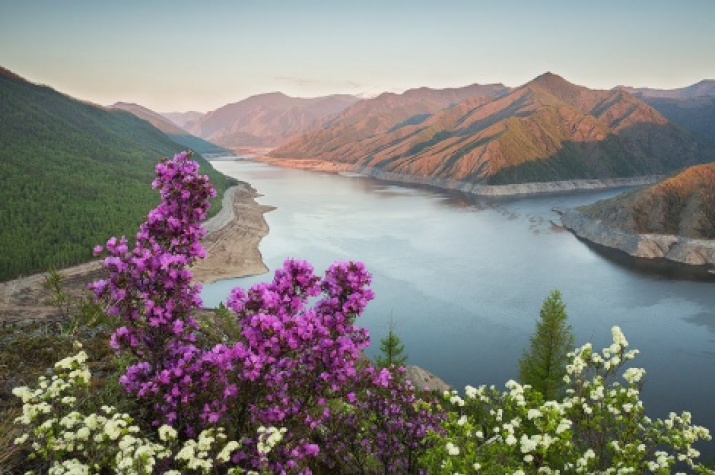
[561,210,715,267]
[404,365,452,393]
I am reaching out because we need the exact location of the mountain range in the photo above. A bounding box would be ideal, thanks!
[0,66,234,281]
[180,92,361,148]
[271,73,715,185]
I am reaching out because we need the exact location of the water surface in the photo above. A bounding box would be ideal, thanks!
[203,160,715,457]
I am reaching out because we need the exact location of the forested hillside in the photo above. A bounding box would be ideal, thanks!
[0,67,235,281]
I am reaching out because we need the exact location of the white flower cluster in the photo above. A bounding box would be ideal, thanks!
[12,344,280,475]
[256,426,287,456]
[427,327,713,475]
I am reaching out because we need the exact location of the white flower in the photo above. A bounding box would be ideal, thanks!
[159,424,178,442]
[612,326,628,347]
[450,394,465,406]
[520,435,538,453]
[556,419,572,434]
[527,409,542,420]
[446,442,460,456]
[465,385,477,399]
[217,440,240,463]
[623,367,645,384]
[457,415,468,426]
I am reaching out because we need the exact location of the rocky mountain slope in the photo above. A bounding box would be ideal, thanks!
[110,102,229,154]
[574,162,715,239]
[0,66,234,281]
[561,162,715,267]
[187,92,361,148]
[272,73,715,185]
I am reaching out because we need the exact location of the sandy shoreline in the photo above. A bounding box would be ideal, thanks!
[0,181,273,324]
[191,182,274,284]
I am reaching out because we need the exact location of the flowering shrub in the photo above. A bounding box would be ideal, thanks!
[12,342,282,474]
[421,326,714,474]
[44,151,440,473]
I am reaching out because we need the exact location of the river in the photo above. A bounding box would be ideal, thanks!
[202,159,715,458]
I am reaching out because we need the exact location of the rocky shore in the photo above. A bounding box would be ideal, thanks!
[259,157,662,197]
[561,209,715,268]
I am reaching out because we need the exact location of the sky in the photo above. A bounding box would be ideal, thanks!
[1,0,714,113]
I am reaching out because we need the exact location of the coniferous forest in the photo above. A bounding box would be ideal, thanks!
[0,68,235,281]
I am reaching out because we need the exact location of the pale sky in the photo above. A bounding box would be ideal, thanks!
[1,0,714,112]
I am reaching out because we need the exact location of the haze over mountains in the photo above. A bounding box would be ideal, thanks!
[272,73,715,184]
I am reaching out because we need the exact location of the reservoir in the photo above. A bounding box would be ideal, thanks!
[202,160,715,458]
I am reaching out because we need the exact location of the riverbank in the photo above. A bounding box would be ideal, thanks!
[191,183,274,284]
[0,182,273,324]
[258,156,662,197]
[561,209,715,269]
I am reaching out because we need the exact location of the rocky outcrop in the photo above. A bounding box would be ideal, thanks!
[404,365,452,393]
[561,209,715,267]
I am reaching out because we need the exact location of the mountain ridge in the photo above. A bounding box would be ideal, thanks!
[271,73,714,186]
[187,92,362,148]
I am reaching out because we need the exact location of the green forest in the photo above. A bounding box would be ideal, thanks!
[0,69,235,281]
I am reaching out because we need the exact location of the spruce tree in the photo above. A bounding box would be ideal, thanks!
[519,290,574,400]
[375,320,408,368]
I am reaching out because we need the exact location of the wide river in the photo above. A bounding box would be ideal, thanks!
[202,160,715,458]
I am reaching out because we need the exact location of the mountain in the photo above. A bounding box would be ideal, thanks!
[619,80,715,100]
[187,92,361,149]
[162,110,204,129]
[636,96,715,145]
[615,82,715,146]
[0,66,234,281]
[272,73,715,185]
[272,83,509,160]
[576,162,715,239]
[110,102,230,154]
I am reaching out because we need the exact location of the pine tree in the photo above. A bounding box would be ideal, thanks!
[519,290,574,400]
[375,320,408,368]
